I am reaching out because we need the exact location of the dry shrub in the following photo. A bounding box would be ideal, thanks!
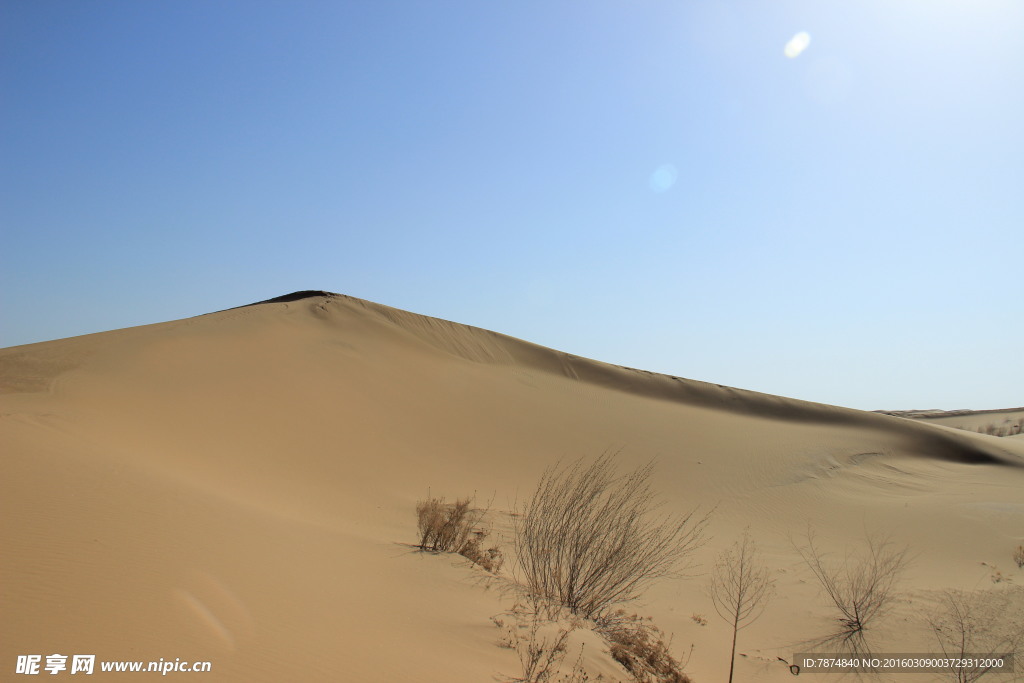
[497,601,591,683]
[515,452,710,620]
[928,586,1024,682]
[597,611,692,683]
[1013,545,1024,570]
[792,527,908,654]
[417,497,478,552]
[416,496,502,572]
[462,530,505,573]
[516,619,572,683]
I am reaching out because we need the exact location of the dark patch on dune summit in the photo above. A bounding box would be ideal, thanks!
[249,290,340,305]
[209,291,340,314]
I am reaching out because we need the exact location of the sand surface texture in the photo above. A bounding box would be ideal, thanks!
[3,292,1023,681]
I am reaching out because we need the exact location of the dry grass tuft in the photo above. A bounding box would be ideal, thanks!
[417,496,479,552]
[461,530,505,573]
[1013,545,1024,570]
[496,601,595,683]
[415,495,503,572]
[596,610,692,683]
[516,619,572,683]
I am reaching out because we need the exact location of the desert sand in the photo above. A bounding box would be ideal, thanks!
[3,291,1023,681]
[879,408,1024,439]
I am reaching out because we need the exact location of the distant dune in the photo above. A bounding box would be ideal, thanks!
[3,292,1023,681]
[877,407,1024,438]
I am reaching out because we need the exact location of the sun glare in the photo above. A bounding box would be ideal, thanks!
[784,31,811,58]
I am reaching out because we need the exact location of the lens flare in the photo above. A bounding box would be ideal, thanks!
[784,31,811,58]
[649,164,678,193]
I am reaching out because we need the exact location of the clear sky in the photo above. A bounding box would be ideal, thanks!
[2,1,1021,411]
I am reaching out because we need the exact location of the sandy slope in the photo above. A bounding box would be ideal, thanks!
[883,408,1024,438]
[3,292,1023,681]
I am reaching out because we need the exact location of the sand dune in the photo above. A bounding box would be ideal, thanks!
[3,292,1023,681]
[879,407,1024,439]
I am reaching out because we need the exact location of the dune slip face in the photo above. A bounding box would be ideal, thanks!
[3,291,1023,682]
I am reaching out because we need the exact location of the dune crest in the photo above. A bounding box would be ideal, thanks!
[233,292,1023,467]
[3,292,1023,682]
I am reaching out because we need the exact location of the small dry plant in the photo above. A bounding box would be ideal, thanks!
[596,610,693,683]
[462,530,505,573]
[416,495,503,572]
[927,586,1024,682]
[709,528,775,683]
[517,619,572,683]
[792,527,908,654]
[417,496,477,552]
[980,562,1013,585]
[497,602,590,683]
[1013,545,1024,570]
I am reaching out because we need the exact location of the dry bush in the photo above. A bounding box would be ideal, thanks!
[417,497,479,552]
[497,602,591,683]
[416,495,503,572]
[792,528,908,654]
[516,619,572,683]
[596,610,692,683]
[1013,545,1024,570]
[515,452,710,620]
[709,528,775,683]
[461,530,505,573]
[928,587,1024,682]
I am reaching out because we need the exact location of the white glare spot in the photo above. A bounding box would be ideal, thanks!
[649,164,678,193]
[784,31,811,58]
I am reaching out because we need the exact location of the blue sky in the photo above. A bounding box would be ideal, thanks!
[2,0,1021,411]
